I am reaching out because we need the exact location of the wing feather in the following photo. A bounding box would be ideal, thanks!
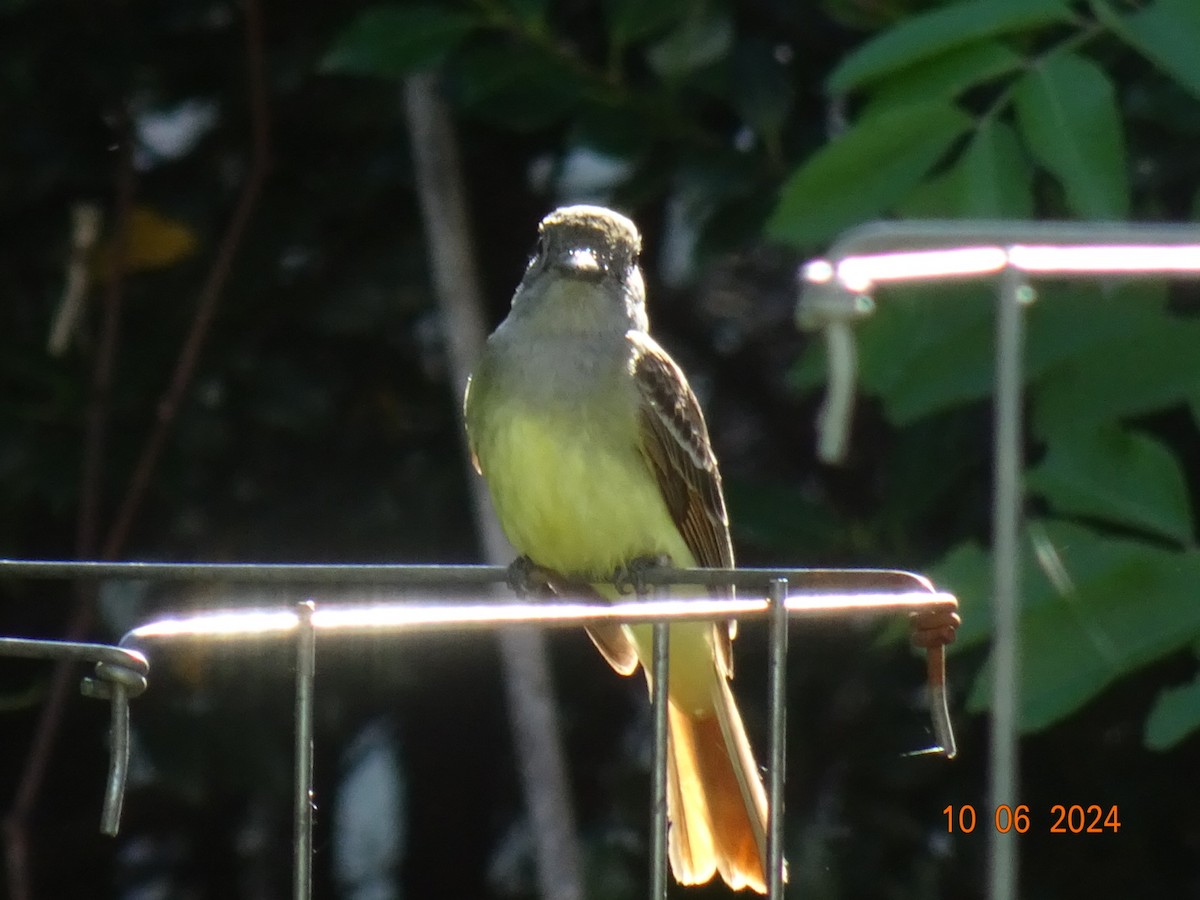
[629,331,736,677]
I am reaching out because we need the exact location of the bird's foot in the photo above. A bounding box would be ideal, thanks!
[506,555,556,599]
[612,554,672,596]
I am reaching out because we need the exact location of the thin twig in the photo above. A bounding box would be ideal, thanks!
[104,0,270,558]
[402,73,585,900]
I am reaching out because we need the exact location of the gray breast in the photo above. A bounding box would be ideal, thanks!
[487,329,636,416]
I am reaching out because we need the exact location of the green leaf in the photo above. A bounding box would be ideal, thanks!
[831,282,997,424]
[571,105,658,157]
[1024,282,1169,385]
[893,161,969,218]
[1012,52,1129,218]
[967,521,1200,731]
[725,480,848,558]
[645,9,732,80]
[1108,0,1200,101]
[322,5,479,77]
[449,45,588,130]
[828,0,1071,94]
[786,337,829,394]
[892,118,1031,219]
[1027,425,1194,544]
[504,0,551,27]
[504,0,549,24]
[874,295,995,424]
[1031,305,1200,434]
[865,39,1025,113]
[766,101,973,246]
[1145,675,1200,749]
[852,285,988,399]
[605,0,690,46]
[729,38,794,139]
[960,118,1034,217]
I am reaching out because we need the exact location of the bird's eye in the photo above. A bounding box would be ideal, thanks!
[527,234,548,268]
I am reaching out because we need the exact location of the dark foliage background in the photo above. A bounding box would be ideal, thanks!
[3,0,1200,897]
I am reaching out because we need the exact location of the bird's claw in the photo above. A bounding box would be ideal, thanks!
[506,555,554,598]
[612,554,671,596]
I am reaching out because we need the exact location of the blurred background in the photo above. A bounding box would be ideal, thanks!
[3,0,1200,896]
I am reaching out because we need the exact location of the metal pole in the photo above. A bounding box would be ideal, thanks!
[766,578,789,899]
[293,601,316,900]
[649,619,670,900]
[988,265,1027,900]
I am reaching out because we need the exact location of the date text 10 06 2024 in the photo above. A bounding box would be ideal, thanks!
[942,804,1121,834]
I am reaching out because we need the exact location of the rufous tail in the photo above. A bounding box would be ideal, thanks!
[665,676,770,893]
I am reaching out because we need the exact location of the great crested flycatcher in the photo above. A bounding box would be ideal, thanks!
[464,205,770,892]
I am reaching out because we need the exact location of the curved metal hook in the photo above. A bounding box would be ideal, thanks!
[0,637,149,835]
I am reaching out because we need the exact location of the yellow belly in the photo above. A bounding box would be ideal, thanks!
[481,411,695,577]
[476,406,720,713]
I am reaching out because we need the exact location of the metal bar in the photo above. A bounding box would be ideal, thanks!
[818,219,1200,259]
[988,265,1027,900]
[120,592,957,645]
[766,578,789,899]
[0,637,148,677]
[649,619,670,900]
[0,560,941,590]
[798,222,1200,322]
[293,601,316,900]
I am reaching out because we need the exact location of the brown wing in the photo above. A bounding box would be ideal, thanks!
[629,331,736,676]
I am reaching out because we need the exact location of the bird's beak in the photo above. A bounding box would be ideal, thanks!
[549,246,606,281]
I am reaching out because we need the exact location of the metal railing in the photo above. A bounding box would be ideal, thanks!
[0,560,959,900]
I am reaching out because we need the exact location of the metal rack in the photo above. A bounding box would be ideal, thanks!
[0,560,959,900]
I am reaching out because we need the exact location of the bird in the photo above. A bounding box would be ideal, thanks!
[464,205,770,892]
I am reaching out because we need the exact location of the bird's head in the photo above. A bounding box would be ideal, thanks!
[509,205,648,334]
